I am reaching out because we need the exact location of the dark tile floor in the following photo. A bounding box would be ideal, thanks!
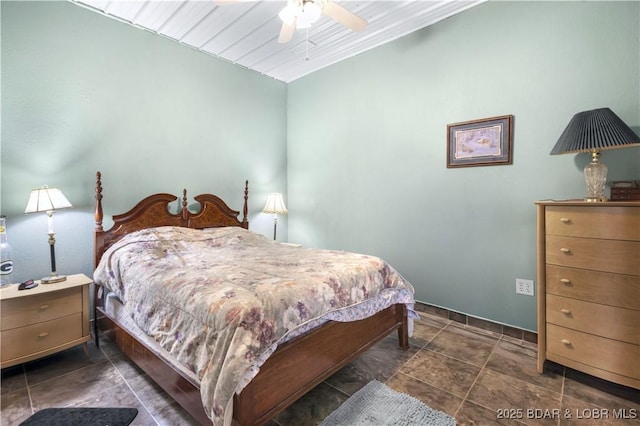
[2,311,638,425]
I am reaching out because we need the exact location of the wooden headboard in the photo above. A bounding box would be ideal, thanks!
[93,171,249,268]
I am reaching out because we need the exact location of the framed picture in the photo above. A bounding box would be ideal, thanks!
[447,115,513,168]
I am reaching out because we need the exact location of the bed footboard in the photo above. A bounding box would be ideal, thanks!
[234,303,409,425]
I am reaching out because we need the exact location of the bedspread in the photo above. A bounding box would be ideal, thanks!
[93,226,415,425]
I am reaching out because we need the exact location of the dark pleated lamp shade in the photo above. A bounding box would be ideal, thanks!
[550,108,640,155]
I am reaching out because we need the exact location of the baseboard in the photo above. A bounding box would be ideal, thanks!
[414,301,538,344]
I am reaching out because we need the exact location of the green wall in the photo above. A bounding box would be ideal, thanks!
[286,1,640,330]
[1,1,287,282]
[2,1,639,332]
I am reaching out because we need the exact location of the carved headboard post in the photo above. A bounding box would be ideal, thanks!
[94,172,105,269]
[242,180,249,229]
[181,189,189,224]
[95,172,104,232]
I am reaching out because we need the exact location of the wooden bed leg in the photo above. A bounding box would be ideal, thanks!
[397,325,409,350]
[93,284,102,349]
[93,321,100,350]
[397,305,409,350]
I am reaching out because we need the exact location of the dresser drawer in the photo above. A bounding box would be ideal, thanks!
[0,313,83,362]
[0,288,82,331]
[546,324,639,379]
[546,235,640,276]
[546,265,640,309]
[546,294,639,344]
[545,206,640,240]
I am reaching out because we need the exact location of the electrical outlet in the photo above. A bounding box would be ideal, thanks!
[516,278,535,296]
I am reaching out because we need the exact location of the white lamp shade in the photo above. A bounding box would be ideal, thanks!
[25,186,72,213]
[262,193,288,215]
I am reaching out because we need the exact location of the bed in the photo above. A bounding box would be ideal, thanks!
[92,171,416,425]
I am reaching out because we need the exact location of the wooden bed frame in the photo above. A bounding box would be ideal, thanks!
[92,172,410,425]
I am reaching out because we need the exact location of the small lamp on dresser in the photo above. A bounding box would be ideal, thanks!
[550,107,640,202]
[24,186,72,283]
[263,193,288,240]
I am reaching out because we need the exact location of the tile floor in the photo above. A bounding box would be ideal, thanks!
[1,311,638,425]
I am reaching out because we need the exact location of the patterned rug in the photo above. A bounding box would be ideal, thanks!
[20,407,138,426]
[320,380,456,426]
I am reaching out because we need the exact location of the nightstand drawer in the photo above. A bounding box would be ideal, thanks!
[545,265,640,309]
[546,235,640,275]
[1,287,82,331]
[545,206,640,240]
[546,324,639,379]
[1,313,83,362]
[546,294,639,344]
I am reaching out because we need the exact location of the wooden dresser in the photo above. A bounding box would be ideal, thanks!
[0,274,91,368]
[536,201,640,389]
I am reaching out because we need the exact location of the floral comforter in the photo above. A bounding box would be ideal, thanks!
[93,226,415,425]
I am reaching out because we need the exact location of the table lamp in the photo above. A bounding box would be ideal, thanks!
[25,186,72,283]
[550,108,640,202]
[263,193,288,240]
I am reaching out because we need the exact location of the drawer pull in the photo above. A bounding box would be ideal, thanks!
[560,278,572,285]
[560,309,571,315]
[38,332,49,338]
[560,248,571,254]
[561,339,571,346]
[559,217,571,223]
[39,305,49,310]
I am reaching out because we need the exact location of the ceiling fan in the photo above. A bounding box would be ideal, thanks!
[219,0,368,43]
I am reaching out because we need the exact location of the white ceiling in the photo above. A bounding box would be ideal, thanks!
[71,0,485,83]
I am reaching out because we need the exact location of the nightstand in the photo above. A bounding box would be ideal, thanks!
[0,273,92,368]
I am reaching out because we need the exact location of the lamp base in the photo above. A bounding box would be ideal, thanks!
[583,151,608,202]
[41,274,67,284]
[584,196,609,203]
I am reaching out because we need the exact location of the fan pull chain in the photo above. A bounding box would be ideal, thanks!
[306,27,310,61]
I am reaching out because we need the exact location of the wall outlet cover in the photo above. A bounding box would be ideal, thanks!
[516,278,535,296]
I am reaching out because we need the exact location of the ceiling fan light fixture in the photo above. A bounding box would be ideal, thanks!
[297,1,322,28]
[274,0,365,44]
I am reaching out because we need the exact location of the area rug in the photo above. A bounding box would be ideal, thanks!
[320,380,456,426]
[20,407,138,426]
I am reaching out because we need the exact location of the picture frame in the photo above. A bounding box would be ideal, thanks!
[447,115,513,168]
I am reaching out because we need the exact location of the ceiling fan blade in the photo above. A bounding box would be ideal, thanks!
[278,20,296,43]
[322,1,367,32]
